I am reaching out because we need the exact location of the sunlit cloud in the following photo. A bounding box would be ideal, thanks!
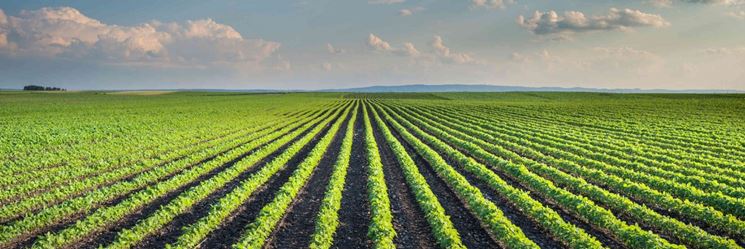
[0,7,280,68]
[431,36,475,64]
[728,10,745,19]
[518,8,670,38]
[326,43,345,54]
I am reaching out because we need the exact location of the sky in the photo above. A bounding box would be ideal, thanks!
[0,0,743,90]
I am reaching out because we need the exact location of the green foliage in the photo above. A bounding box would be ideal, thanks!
[1,92,743,249]
[361,103,397,249]
[372,102,541,249]
[230,102,353,249]
[390,102,736,248]
[308,101,360,249]
[369,104,466,249]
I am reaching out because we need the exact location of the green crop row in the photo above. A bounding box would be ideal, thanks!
[0,107,316,249]
[499,104,745,160]
[0,118,289,222]
[106,102,351,249]
[372,102,541,249]
[395,103,741,248]
[451,105,745,191]
[417,104,745,241]
[0,119,267,203]
[230,101,353,249]
[30,103,348,248]
[488,105,745,172]
[0,106,337,193]
[308,101,360,249]
[361,103,397,249]
[477,107,745,195]
[373,103,608,248]
[0,106,330,225]
[369,103,466,249]
[377,103,682,249]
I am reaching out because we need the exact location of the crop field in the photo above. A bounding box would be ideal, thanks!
[0,91,744,249]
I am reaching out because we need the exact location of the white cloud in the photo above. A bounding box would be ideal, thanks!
[0,7,280,67]
[368,33,393,51]
[399,7,424,16]
[367,34,476,64]
[399,42,421,56]
[471,0,514,9]
[517,8,670,37]
[728,10,745,19]
[0,9,8,48]
[368,0,405,4]
[368,33,422,57]
[431,35,475,64]
[326,43,345,54]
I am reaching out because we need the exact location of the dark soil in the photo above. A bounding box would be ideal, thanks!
[125,112,333,249]
[368,105,438,249]
[331,104,372,249]
[379,109,500,249]
[39,108,333,249]
[0,126,270,224]
[195,107,343,249]
[264,109,351,248]
[12,136,245,249]
[393,104,626,249]
[431,146,566,249]
[576,172,737,247]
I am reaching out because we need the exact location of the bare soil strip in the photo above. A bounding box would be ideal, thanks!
[124,116,327,249]
[196,110,341,249]
[381,116,499,249]
[437,152,569,249]
[27,110,331,249]
[4,124,261,204]
[411,104,731,246]
[368,105,437,249]
[76,137,284,249]
[13,136,251,249]
[391,105,625,249]
[331,104,372,249]
[264,110,351,248]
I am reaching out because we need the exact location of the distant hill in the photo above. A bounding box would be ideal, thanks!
[3,84,741,93]
[320,84,744,93]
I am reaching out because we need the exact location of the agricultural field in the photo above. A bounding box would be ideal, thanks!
[0,91,744,249]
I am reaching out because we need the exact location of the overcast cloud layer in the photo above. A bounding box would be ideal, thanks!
[0,1,743,90]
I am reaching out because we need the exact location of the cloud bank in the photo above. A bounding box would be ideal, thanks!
[368,33,421,57]
[0,7,280,67]
[367,33,476,64]
[431,36,475,64]
[729,10,745,19]
[518,8,670,37]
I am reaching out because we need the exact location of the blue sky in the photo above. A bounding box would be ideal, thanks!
[0,0,743,90]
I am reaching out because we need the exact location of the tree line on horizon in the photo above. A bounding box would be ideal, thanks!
[23,85,66,91]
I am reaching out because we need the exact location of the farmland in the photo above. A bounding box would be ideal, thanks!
[0,91,744,249]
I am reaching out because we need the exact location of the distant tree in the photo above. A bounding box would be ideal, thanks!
[23,85,66,91]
